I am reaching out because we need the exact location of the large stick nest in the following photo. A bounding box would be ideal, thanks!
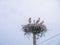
[22,18,47,37]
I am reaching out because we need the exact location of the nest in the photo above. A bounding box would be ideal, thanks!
[22,23,47,35]
[22,18,47,37]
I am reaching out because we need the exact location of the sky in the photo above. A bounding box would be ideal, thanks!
[0,0,60,45]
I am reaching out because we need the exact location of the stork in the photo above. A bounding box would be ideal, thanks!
[36,17,40,24]
[40,20,44,25]
[28,17,31,24]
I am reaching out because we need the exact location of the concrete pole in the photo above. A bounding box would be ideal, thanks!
[33,33,36,45]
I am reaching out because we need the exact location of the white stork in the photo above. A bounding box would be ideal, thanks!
[40,20,44,25]
[28,17,31,24]
[36,17,40,24]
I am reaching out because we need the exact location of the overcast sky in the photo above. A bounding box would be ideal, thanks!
[0,0,60,45]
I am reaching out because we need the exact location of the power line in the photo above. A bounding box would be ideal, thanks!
[40,33,60,44]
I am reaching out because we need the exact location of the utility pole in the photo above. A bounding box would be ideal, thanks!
[22,17,47,45]
[33,32,36,45]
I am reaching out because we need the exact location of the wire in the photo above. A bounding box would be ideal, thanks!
[40,33,60,44]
